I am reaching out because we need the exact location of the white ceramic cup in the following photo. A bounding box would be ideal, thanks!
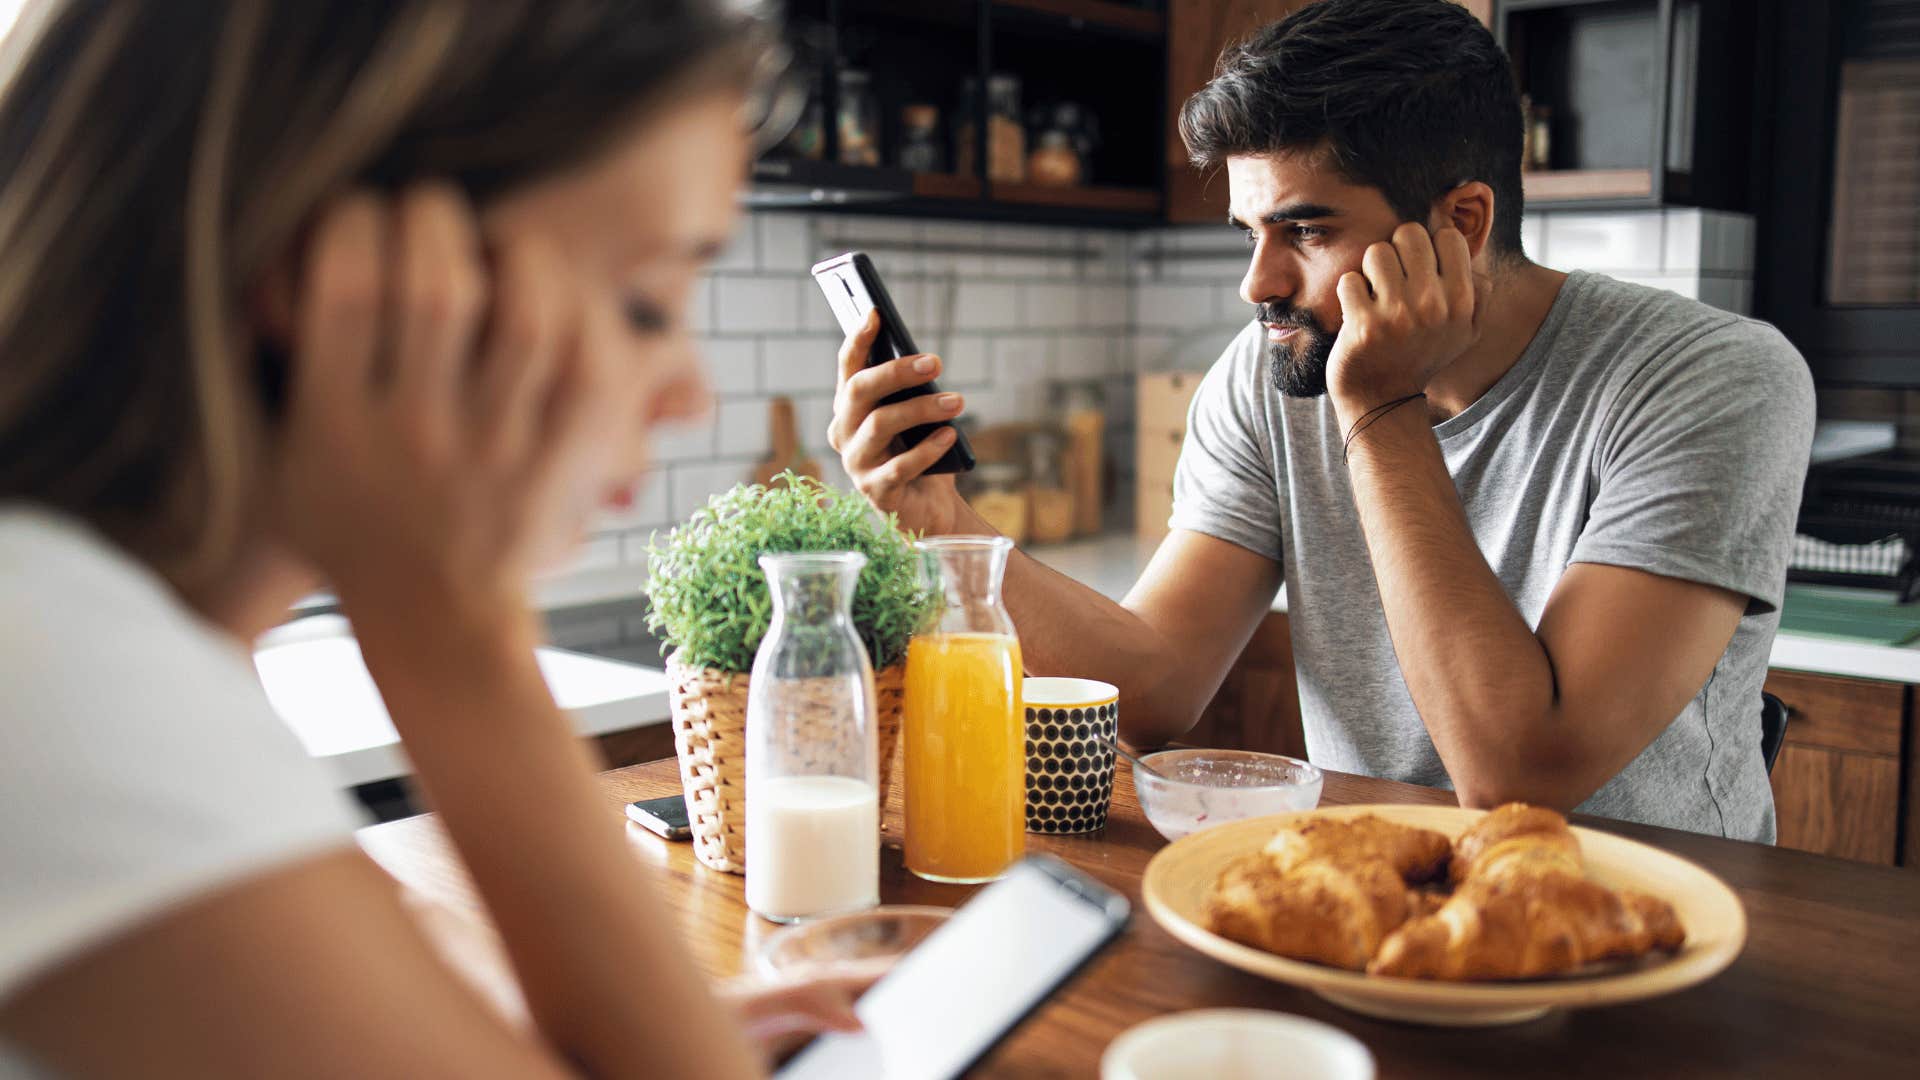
[1100,1008,1375,1080]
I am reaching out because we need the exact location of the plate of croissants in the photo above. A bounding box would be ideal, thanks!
[1142,802,1746,1026]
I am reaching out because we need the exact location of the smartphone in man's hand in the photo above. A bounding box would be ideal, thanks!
[811,251,975,475]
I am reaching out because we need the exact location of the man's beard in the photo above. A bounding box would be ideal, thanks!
[1258,301,1336,398]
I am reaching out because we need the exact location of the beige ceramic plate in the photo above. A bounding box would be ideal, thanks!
[1143,804,1747,1027]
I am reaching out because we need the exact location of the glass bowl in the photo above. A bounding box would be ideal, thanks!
[754,904,952,980]
[1135,749,1324,842]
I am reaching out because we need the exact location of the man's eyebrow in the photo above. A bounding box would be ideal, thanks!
[1227,203,1343,230]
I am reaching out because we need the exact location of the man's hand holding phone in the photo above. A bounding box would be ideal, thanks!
[827,309,978,537]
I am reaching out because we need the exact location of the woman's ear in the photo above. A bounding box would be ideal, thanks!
[1431,181,1496,260]
[247,251,299,348]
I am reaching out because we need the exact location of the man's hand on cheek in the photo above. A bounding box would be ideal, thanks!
[1326,222,1484,420]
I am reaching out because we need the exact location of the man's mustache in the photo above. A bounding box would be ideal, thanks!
[1256,302,1322,331]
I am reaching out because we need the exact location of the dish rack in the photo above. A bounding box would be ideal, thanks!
[1790,453,1920,603]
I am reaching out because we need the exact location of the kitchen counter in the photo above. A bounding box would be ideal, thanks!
[1028,533,1920,685]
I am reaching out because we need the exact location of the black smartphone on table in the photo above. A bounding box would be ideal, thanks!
[775,855,1129,1080]
[810,251,976,475]
[625,794,692,841]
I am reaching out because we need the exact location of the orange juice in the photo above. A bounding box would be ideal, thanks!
[903,631,1025,882]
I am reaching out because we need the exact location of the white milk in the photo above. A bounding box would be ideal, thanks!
[746,774,880,922]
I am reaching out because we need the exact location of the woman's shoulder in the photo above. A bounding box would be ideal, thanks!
[0,505,361,1004]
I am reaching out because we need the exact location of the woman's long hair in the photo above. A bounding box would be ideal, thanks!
[0,0,757,588]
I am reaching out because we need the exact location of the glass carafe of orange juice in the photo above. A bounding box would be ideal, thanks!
[904,536,1024,883]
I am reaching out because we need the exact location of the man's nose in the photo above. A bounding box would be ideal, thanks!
[1241,243,1299,311]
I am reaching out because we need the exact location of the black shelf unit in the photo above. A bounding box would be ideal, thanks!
[753,0,1168,227]
[1754,0,1920,389]
[1495,0,1759,212]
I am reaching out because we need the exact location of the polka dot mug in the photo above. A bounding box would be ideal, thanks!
[1022,677,1119,834]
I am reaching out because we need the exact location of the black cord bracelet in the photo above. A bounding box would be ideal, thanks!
[1342,392,1427,462]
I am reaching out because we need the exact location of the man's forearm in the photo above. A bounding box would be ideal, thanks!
[1341,403,1564,806]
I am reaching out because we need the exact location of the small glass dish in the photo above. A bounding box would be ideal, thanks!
[1135,749,1324,842]
[754,904,953,980]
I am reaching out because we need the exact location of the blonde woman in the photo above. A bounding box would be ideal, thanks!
[0,2,857,1075]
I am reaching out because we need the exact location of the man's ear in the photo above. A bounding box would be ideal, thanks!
[1431,180,1496,259]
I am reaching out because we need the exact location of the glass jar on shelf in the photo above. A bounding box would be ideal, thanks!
[987,72,1025,183]
[836,68,880,167]
[1027,129,1081,187]
[898,103,944,173]
[744,552,882,924]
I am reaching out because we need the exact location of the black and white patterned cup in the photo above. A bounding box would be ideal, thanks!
[1023,677,1119,834]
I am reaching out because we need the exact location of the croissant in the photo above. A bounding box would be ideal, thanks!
[1202,814,1453,970]
[1448,802,1581,885]
[1203,851,1415,971]
[1262,814,1452,883]
[1368,805,1687,980]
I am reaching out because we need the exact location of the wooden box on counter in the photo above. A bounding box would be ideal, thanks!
[1135,372,1205,542]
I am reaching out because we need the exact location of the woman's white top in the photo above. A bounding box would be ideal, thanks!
[0,506,361,1074]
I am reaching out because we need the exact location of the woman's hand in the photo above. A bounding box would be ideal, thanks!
[717,970,875,1065]
[270,184,628,623]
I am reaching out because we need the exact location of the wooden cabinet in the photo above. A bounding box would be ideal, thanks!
[1763,669,1912,867]
[1197,618,1918,868]
[1191,610,1306,757]
[1165,1,1315,224]
[1164,1,1494,223]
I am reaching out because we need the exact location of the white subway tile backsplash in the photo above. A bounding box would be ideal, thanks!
[935,334,992,388]
[698,337,759,397]
[991,335,1054,387]
[757,213,814,275]
[1662,208,1702,272]
[1136,283,1216,329]
[824,217,923,274]
[1168,254,1252,283]
[688,277,714,334]
[671,462,754,520]
[760,333,842,395]
[889,277,931,332]
[955,281,1021,329]
[1543,210,1665,274]
[1054,333,1107,379]
[1521,214,1546,264]
[650,418,716,463]
[1082,283,1131,332]
[792,394,839,459]
[1023,283,1081,330]
[713,275,802,334]
[713,223,757,272]
[715,397,774,458]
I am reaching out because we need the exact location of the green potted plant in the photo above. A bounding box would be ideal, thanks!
[644,473,936,873]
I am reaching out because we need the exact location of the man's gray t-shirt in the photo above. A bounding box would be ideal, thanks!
[1170,270,1815,841]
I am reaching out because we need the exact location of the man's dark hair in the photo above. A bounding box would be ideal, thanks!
[1180,0,1525,257]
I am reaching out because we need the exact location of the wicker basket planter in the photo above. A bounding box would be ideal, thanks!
[666,653,904,875]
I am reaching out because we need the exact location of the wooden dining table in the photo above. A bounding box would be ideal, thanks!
[357,756,1920,1078]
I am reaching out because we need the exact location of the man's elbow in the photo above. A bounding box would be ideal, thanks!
[1117,709,1192,751]
[1449,749,1591,814]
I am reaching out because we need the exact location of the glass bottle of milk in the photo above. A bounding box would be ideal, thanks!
[745,551,882,923]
